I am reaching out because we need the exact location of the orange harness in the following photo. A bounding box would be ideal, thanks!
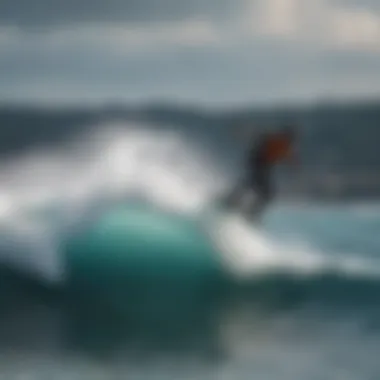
[262,136,292,164]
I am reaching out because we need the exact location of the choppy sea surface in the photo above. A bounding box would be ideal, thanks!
[0,123,379,379]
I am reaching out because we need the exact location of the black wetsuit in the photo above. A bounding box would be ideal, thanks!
[226,134,273,217]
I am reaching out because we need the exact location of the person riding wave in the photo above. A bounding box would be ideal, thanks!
[225,124,298,221]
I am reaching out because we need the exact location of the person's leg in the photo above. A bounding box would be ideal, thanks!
[248,164,272,220]
[249,191,270,222]
[224,174,251,208]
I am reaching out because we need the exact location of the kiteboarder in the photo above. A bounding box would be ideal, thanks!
[225,125,298,220]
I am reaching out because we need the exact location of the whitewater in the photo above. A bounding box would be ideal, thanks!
[0,121,380,379]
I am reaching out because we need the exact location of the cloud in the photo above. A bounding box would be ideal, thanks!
[332,0,380,12]
[329,6,380,49]
[241,0,380,50]
[1,33,380,106]
[44,20,220,51]
[1,0,380,104]
[246,0,303,38]
[0,20,221,59]
[1,0,380,52]
[0,0,243,28]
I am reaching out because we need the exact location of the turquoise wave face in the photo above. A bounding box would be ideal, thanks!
[66,203,224,278]
[63,203,229,353]
[64,203,380,311]
[3,202,380,358]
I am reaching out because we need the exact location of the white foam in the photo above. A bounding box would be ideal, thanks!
[0,122,225,283]
[209,213,380,279]
[0,121,377,285]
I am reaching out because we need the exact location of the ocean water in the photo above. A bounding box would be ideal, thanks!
[0,123,379,379]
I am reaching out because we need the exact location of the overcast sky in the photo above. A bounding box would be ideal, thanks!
[0,0,380,106]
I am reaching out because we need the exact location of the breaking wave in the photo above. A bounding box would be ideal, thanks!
[0,121,380,318]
